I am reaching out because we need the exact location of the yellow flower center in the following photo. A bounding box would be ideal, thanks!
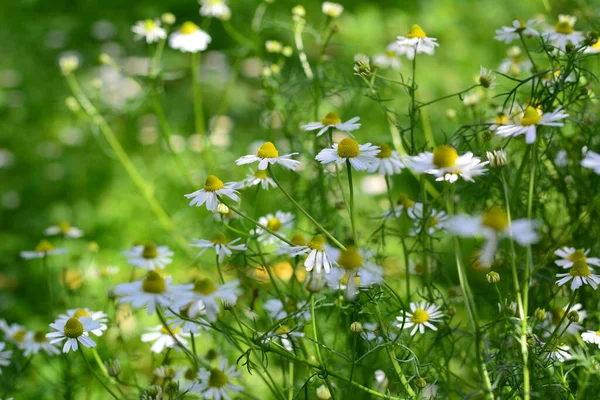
[406,24,427,39]
[337,246,363,270]
[513,18,526,31]
[290,233,306,246]
[551,307,564,324]
[142,243,158,259]
[307,234,325,251]
[267,217,283,231]
[59,221,72,233]
[142,271,167,294]
[34,331,47,343]
[495,114,508,125]
[555,21,574,34]
[145,19,157,31]
[376,143,392,159]
[64,318,84,338]
[432,145,458,168]
[520,106,543,126]
[204,175,224,192]
[208,368,229,388]
[596,330,600,337]
[398,193,415,209]
[481,207,509,232]
[13,329,27,342]
[160,325,182,335]
[254,169,268,179]
[180,21,200,35]
[321,111,342,126]
[569,260,591,277]
[194,278,217,295]
[568,249,587,262]
[184,368,198,380]
[72,309,90,319]
[35,240,55,253]
[337,138,360,158]
[211,232,228,245]
[411,308,430,324]
[426,216,439,229]
[257,142,279,159]
[275,324,291,334]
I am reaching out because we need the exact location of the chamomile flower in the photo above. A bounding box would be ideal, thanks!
[252,211,294,245]
[235,141,300,171]
[0,342,12,374]
[123,243,174,270]
[581,150,600,174]
[21,331,60,356]
[141,325,190,353]
[409,204,448,236]
[166,302,211,334]
[46,316,101,353]
[584,41,600,54]
[494,19,539,43]
[175,278,241,322]
[555,247,600,269]
[478,66,496,89]
[407,145,488,183]
[263,298,311,321]
[494,105,568,144]
[191,360,243,399]
[276,235,332,275]
[395,24,439,59]
[373,44,402,69]
[264,326,305,351]
[169,22,212,53]
[367,143,405,176]
[547,303,587,335]
[445,207,538,266]
[190,233,247,263]
[0,321,28,347]
[199,0,231,20]
[383,194,420,219]
[240,169,276,190]
[56,309,108,337]
[326,246,384,300]
[132,19,167,44]
[185,175,240,212]
[316,138,380,171]
[322,2,343,18]
[114,270,194,316]
[45,221,84,238]
[498,46,533,75]
[556,259,600,290]
[396,301,443,336]
[546,341,572,363]
[301,112,361,137]
[582,330,600,347]
[20,240,67,259]
[544,15,584,51]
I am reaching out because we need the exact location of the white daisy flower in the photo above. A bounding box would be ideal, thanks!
[316,138,380,171]
[556,259,600,290]
[235,141,301,171]
[240,169,276,190]
[46,316,102,353]
[494,19,539,43]
[495,106,568,144]
[373,44,402,69]
[0,320,28,347]
[263,298,311,321]
[546,341,572,363]
[185,175,240,212]
[20,240,67,259]
[383,194,421,219]
[175,279,241,322]
[395,24,438,60]
[396,301,443,336]
[132,19,167,44]
[325,246,384,300]
[582,330,600,347]
[199,0,231,20]
[114,270,194,316]
[584,41,600,54]
[191,360,244,399]
[581,150,600,174]
[409,203,448,236]
[263,326,305,351]
[498,46,533,75]
[252,211,294,245]
[169,22,212,53]
[478,66,496,89]
[547,303,587,335]
[123,243,174,271]
[367,143,405,176]
[544,15,584,51]
[322,2,343,18]
[301,112,361,137]
[56,309,108,337]
[276,234,332,275]
[555,247,600,269]
[45,222,84,238]
[166,303,211,334]
[141,324,190,353]
[21,331,60,357]
[407,145,488,183]
[0,342,12,375]
[190,233,247,263]
[445,207,539,267]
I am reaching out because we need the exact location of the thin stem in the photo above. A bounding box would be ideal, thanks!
[310,295,337,399]
[544,291,578,351]
[91,348,109,377]
[345,160,358,244]
[78,347,120,399]
[416,84,480,109]
[191,53,205,136]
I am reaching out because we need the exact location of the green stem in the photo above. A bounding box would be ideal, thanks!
[78,347,120,399]
[91,348,109,377]
[345,160,358,245]
[191,53,205,136]
[310,295,337,400]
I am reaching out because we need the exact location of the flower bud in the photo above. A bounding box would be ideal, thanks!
[105,359,121,377]
[316,385,331,400]
[350,321,363,333]
[486,271,500,284]
[143,385,163,400]
[99,53,113,65]
[165,381,179,397]
[535,308,547,321]
[415,377,427,388]
[486,150,508,168]
[161,13,176,25]
[59,54,80,75]
[206,348,218,360]
[567,310,580,323]
[217,203,230,215]
[292,5,306,18]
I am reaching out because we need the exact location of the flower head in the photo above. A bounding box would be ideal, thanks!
[191,360,244,399]
[240,169,276,190]
[45,221,84,238]
[21,331,60,357]
[200,0,231,20]
[132,19,167,43]
[368,143,405,176]
[408,145,488,183]
[169,22,212,53]
[396,301,443,335]
[581,150,600,174]
[556,259,600,290]
[0,342,13,375]
[495,105,568,144]
[582,330,600,347]
[123,243,174,270]
[494,19,539,43]
[544,15,584,51]
[301,112,361,137]
[20,240,67,259]
[141,324,190,353]
[252,211,295,245]
[56,308,108,337]
[46,316,102,353]
[322,2,343,18]
[185,175,240,212]
[316,138,380,171]
[174,278,241,321]
[190,233,247,263]
[236,141,300,171]
[396,24,438,59]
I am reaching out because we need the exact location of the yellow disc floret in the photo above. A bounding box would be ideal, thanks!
[160,325,182,335]
[208,368,229,388]
[570,260,591,277]
[254,169,268,179]
[398,193,415,209]
[568,249,587,262]
[411,308,430,324]
[204,175,224,192]
[35,240,55,253]
[432,145,458,168]
[211,232,228,245]
[13,330,27,342]
[142,243,158,259]
[267,217,283,231]
[337,246,363,270]
[194,278,217,295]
[307,234,326,251]
[337,138,360,158]
[34,331,48,343]
[145,19,157,31]
[376,143,392,159]
[64,318,84,338]
[290,233,306,246]
[142,271,167,294]
[406,24,427,39]
[321,112,342,126]
[257,142,279,159]
[72,309,90,319]
[520,106,542,126]
[555,20,574,34]
[481,207,509,232]
[180,21,200,35]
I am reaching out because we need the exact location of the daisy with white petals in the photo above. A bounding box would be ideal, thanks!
[253,211,294,245]
[236,141,300,171]
[199,0,231,20]
[408,145,488,183]
[56,309,108,336]
[45,222,84,238]
[581,150,600,174]
[20,240,67,259]
[494,19,539,43]
[276,234,332,275]
[132,19,167,44]
[495,106,568,144]
[396,24,438,59]
[264,326,305,351]
[373,44,402,69]
[396,301,443,336]
[301,112,361,137]
[185,175,240,212]
[169,22,212,53]
[22,331,60,356]
[191,360,243,399]
[0,342,12,374]
[240,169,276,190]
[546,341,572,363]
[322,2,343,18]
[123,243,174,270]
[190,233,247,263]
[141,325,190,353]
[46,316,101,353]
[175,278,241,321]
[582,330,600,347]
[555,259,600,291]
[368,143,405,176]
[554,247,600,269]
[316,138,380,171]
[544,15,584,51]
[325,246,384,300]
[0,321,27,347]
